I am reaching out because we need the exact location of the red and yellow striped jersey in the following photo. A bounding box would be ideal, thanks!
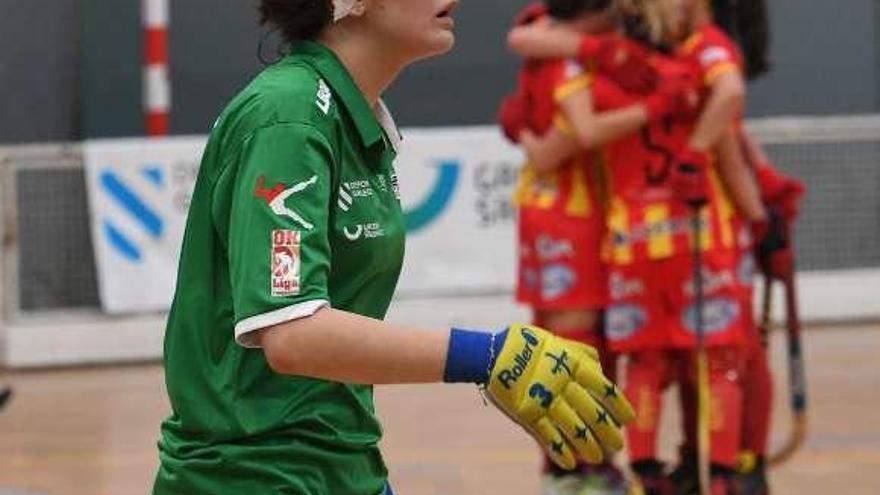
[597,57,738,266]
[513,58,602,219]
[678,23,745,88]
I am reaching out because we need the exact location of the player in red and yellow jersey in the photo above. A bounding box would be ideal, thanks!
[499,1,697,493]
[673,5,806,495]
[670,3,804,494]
[505,1,760,493]
[504,0,614,355]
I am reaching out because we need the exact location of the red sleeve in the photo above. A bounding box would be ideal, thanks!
[688,26,744,86]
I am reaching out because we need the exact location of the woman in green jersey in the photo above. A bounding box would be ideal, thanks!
[154,1,634,494]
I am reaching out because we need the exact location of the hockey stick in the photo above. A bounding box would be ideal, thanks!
[769,269,807,466]
[690,210,711,495]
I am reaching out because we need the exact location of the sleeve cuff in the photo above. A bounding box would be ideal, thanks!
[234,299,330,348]
[704,62,740,86]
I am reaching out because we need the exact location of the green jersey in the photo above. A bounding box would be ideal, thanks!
[154,42,405,495]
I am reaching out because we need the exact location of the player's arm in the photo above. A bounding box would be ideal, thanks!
[672,63,745,207]
[518,96,647,174]
[521,128,580,174]
[558,88,649,150]
[507,21,581,59]
[260,316,634,467]
[520,100,646,173]
[259,309,448,384]
[226,122,633,468]
[524,72,696,172]
[716,127,767,222]
[687,71,745,153]
[739,126,772,168]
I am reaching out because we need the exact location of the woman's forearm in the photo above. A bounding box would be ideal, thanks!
[688,73,745,152]
[507,24,581,59]
[740,128,771,168]
[522,128,581,173]
[579,106,648,148]
[717,128,767,222]
[560,91,648,150]
[258,307,451,384]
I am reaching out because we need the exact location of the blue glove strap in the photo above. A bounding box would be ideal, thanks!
[443,328,508,384]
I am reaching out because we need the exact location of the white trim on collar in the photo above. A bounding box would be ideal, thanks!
[374,99,402,153]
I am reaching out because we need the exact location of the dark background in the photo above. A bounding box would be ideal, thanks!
[1,0,879,143]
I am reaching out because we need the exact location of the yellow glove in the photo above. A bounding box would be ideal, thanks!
[487,324,635,469]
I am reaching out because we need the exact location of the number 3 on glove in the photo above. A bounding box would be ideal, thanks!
[486,325,635,469]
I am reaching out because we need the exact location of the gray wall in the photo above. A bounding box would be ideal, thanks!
[81,0,143,137]
[0,0,878,143]
[0,0,82,143]
[747,0,880,116]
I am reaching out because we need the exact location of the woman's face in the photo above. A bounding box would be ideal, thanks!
[362,0,460,62]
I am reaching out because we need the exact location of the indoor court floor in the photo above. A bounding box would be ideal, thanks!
[1,296,878,495]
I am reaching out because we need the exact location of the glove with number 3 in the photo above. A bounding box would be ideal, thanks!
[487,325,634,468]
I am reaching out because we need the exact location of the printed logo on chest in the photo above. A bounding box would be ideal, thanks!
[337,179,375,212]
[343,222,386,242]
[316,79,333,115]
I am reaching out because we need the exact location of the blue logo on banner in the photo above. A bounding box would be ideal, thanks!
[101,166,165,263]
[405,160,460,233]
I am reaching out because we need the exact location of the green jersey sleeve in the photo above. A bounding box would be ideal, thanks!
[222,122,336,347]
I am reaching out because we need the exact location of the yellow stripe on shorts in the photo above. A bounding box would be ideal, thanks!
[645,203,674,259]
[565,162,592,218]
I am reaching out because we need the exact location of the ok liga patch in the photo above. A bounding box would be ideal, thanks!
[271,229,301,297]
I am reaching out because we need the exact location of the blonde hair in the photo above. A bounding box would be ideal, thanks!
[614,0,683,46]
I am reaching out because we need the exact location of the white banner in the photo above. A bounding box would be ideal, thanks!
[84,136,205,313]
[84,127,524,313]
[395,127,523,295]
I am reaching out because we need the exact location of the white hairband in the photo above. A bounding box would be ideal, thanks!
[332,0,356,22]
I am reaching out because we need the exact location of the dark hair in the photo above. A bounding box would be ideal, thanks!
[545,0,612,21]
[258,0,332,44]
[712,0,772,80]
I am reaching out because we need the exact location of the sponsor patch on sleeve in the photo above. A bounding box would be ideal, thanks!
[271,229,301,297]
[699,46,731,67]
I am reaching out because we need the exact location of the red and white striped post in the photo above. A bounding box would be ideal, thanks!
[142,0,170,136]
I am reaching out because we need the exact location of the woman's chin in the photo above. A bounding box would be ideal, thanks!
[423,31,457,58]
